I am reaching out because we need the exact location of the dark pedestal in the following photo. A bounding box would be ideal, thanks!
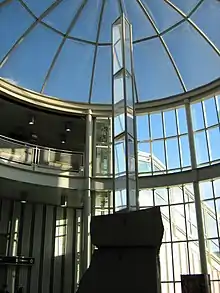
[77,207,164,293]
[181,274,211,293]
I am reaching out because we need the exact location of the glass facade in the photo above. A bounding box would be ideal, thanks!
[91,94,220,293]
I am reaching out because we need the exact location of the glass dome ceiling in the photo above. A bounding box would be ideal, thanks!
[0,0,220,104]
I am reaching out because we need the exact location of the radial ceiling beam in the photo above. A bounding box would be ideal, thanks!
[40,0,88,93]
[164,0,220,57]
[137,0,187,92]
[118,0,124,15]
[88,0,106,104]
[0,0,64,68]
[0,0,12,8]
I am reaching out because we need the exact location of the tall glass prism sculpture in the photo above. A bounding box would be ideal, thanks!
[112,15,139,212]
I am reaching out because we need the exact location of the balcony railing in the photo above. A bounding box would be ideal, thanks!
[0,135,84,175]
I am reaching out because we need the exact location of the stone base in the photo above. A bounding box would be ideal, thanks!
[77,207,164,293]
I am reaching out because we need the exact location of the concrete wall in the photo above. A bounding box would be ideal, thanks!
[0,199,82,293]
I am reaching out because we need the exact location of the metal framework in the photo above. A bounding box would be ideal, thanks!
[1,0,220,104]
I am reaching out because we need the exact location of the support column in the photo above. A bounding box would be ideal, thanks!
[82,110,93,274]
[112,15,139,212]
[185,100,208,274]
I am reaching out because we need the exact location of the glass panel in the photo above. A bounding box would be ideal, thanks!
[115,189,127,211]
[206,238,219,255]
[152,140,166,169]
[99,0,120,43]
[125,72,134,108]
[179,135,191,168]
[124,19,132,74]
[166,137,180,170]
[137,115,149,141]
[138,142,150,153]
[70,0,102,41]
[203,208,218,238]
[150,113,163,139]
[96,119,110,145]
[192,0,220,49]
[114,138,126,175]
[113,72,124,104]
[155,188,168,206]
[185,203,198,240]
[194,131,209,165]
[23,0,55,16]
[184,184,194,203]
[170,205,186,241]
[91,46,112,103]
[96,147,110,175]
[207,127,220,161]
[139,189,153,207]
[160,207,171,242]
[43,0,83,33]
[170,0,200,15]
[164,21,220,91]
[114,113,125,137]
[199,181,214,200]
[160,243,174,282]
[173,242,189,281]
[191,102,205,131]
[1,24,62,93]
[213,179,220,199]
[188,241,201,274]
[169,186,183,204]
[134,39,183,101]
[122,0,156,40]
[164,110,177,137]
[143,0,182,31]
[138,159,152,173]
[44,39,95,102]
[0,1,34,62]
[177,107,187,134]
[203,97,218,127]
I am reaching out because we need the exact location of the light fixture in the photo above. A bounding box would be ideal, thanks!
[20,191,28,204]
[29,116,35,125]
[65,122,71,132]
[60,194,67,207]
[61,134,66,144]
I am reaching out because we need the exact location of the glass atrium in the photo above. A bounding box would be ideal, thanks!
[0,0,220,292]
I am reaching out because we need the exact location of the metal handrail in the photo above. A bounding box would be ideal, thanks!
[0,134,82,154]
[0,134,84,173]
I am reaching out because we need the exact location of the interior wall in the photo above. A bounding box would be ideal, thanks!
[0,199,82,293]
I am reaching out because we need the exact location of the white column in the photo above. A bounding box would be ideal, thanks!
[185,99,208,274]
[82,110,93,274]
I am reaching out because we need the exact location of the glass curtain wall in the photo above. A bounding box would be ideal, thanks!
[92,93,220,293]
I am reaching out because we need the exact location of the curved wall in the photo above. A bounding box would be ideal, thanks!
[0,79,220,293]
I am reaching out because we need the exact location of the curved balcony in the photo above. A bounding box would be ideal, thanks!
[0,134,84,176]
